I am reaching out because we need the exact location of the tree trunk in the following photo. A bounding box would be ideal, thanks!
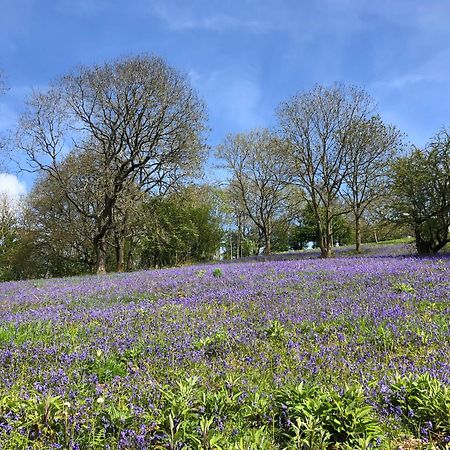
[126,250,134,271]
[126,238,134,271]
[237,214,242,258]
[115,237,125,272]
[415,230,448,255]
[94,237,107,274]
[262,220,272,255]
[316,215,327,257]
[355,215,362,252]
[318,230,327,258]
[415,230,434,255]
[264,232,271,255]
[321,218,333,258]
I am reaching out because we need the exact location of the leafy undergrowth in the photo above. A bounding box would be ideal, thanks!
[0,249,449,448]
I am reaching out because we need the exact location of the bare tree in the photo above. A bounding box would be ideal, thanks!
[278,84,373,257]
[17,55,207,273]
[217,129,292,254]
[342,116,402,252]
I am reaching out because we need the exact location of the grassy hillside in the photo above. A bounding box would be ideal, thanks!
[0,245,449,448]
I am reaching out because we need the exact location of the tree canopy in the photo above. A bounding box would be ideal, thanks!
[391,129,450,254]
[17,55,207,273]
[0,62,448,281]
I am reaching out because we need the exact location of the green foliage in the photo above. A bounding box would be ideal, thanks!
[157,377,219,449]
[393,282,416,294]
[140,186,223,268]
[271,219,293,252]
[388,373,450,441]
[373,324,396,352]
[391,132,450,255]
[276,382,382,448]
[0,184,224,280]
[289,222,318,250]
[290,203,353,250]
[0,393,73,446]
[212,268,223,278]
[87,350,127,383]
[0,196,23,281]
[0,321,54,346]
[194,330,231,357]
[5,374,450,448]
[231,427,275,449]
[264,319,287,341]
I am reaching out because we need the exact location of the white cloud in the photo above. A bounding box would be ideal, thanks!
[371,48,450,91]
[145,1,277,32]
[0,173,26,202]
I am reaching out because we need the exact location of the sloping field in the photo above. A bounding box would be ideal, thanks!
[0,249,449,448]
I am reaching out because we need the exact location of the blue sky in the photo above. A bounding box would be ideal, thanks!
[1,0,450,194]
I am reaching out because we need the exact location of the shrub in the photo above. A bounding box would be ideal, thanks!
[387,373,450,442]
[276,382,382,448]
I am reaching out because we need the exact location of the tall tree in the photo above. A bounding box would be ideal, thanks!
[17,55,207,273]
[342,116,402,252]
[217,129,292,254]
[391,129,450,254]
[278,84,373,257]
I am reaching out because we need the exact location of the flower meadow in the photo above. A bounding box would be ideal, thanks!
[0,247,449,449]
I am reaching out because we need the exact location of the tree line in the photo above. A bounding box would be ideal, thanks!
[0,55,448,280]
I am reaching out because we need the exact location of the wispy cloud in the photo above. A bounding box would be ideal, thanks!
[144,0,280,33]
[371,48,450,91]
[373,74,444,91]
